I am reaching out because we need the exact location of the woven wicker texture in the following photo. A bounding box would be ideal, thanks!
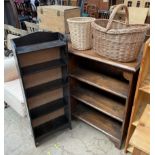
[67,17,95,50]
[91,4,149,62]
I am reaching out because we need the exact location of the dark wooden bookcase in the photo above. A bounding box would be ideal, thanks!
[12,32,71,146]
[68,44,140,148]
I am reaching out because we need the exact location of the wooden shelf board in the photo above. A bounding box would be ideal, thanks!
[72,87,125,122]
[139,74,150,94]
[130,105,150,154]
[70,68,129,99]
[127,144,134,153]
[26,78,68,98]
[132,95,148,127]
[32,108,65,127]
[30,98,67,119]
[73,104,122,143]
[16,40,66,54]
[68,43,141,72]
[34,115,69,140]
[22,59,66,76]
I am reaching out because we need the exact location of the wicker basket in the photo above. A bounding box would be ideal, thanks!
[91,4,149,62]
[67,17,95,50]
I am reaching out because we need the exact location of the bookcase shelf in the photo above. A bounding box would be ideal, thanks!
[12,32,71,146]
[73,103,122,143]
[69,44,140,148]
[125,39,150,153]
[72,86,125,122]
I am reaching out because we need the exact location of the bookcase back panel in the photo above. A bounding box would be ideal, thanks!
[23,68,62,89]
[18,48,60,67]
[28,88,63,109]
[32,108,65,127]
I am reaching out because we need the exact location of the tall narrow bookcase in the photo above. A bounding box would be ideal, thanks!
[125,39,150,153]
[68,44,140,148]
[12,32,71,146]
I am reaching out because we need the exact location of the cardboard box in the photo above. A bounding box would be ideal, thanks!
[38,5,80,33]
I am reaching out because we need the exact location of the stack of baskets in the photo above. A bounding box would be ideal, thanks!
[67,4,149,62]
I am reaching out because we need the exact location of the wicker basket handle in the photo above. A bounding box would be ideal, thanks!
[106,4,129,31]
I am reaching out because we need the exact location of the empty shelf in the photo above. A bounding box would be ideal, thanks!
[30,98,67,119]
[21,59,66,75]
[70,68,129,99]
[16,40,66,54]
[139,75,150,94]
[26,79,68,98]
[32,108,65,127]
[73,104,122,142]
[72,87,125,122]
[34,115,69,140]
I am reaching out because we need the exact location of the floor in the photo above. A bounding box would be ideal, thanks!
[5,107,131,155]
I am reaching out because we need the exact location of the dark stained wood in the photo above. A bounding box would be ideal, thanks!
[18,48,60,67]
[26,79,68,98]
[69,44,140,149]
[70,68,129,99]
[23,68,62,89]
[34,116,69,140]
[21,59,66,76]
[12,32,71,146]
[72,86,125,122]
[16,40,66,54]
[28,88,63,110]
[32,108,65,127]
[68,43,141,73]
[73,103,122,143]
[30,98,67,119]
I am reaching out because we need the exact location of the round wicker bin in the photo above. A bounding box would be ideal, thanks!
[67,17,95,50]
[91,4,149,62]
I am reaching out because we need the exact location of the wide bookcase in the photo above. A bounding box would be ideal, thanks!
[12,32,71,146]
[68,44,140,148]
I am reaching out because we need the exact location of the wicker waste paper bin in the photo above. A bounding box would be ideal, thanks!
[91,4,149,62]
[67,17,95,50]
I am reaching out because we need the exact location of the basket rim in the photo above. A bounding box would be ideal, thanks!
[67,17,95,23]
[91,19,149,34]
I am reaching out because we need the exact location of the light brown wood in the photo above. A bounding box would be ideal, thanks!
[32,108,65,127]
[28,88,63,109]
[139,74,150,94]
[125,39,150,152]
[128,7,149,24]
[133,148,148,155]
[127,144,134,153]
[130,104,150,154]
[132,92,149,126]
[24,21,39,33]
[18,48,60,67]
[38,5,80,33]
[68,43,141,72]
[70,68,129,99]
[23,68,62,89]
[73,103,122,142]
[72,86,125,122]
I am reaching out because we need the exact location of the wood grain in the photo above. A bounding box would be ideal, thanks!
[73,104,122,142]
[28,88,63,109]
[18,48,60,67]
[130,104,150,154]
[32,108,65,127]
[72,86,125,122]
[23,68,62,89]
[70,68,129,99]
[68,43,141,72]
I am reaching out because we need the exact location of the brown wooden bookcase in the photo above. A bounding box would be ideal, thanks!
[12,32,72,146]
[68,44,140,148]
